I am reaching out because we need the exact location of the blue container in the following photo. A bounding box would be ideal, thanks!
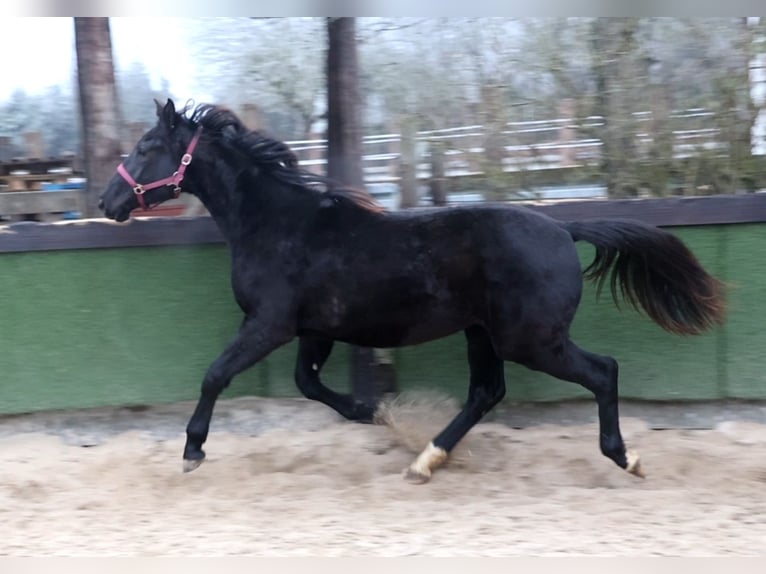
[42,181,83,219]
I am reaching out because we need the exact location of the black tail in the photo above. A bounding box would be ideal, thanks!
[560,219,726,336]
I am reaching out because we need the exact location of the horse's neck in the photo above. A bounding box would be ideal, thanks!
[188,164,313,244]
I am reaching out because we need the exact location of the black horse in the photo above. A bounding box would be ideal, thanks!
[100,99,726,483]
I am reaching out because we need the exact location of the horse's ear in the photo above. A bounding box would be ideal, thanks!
[154,98,176,130]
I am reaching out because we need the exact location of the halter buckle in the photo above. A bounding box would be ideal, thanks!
[133,184,146,195]
[181,153,192,166]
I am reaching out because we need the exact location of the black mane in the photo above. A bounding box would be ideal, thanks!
[185,104,384,213]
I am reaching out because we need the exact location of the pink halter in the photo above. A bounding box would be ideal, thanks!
[116,127,202,210]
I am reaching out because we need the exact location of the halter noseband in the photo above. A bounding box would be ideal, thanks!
[116,127,203,210]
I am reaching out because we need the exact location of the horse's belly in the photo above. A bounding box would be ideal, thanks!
[301,303,471,348]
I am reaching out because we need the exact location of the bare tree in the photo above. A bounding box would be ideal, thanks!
[185,17,765,199]
[188,17,325,140]
[243,18,325,138]
[74,17,123,217]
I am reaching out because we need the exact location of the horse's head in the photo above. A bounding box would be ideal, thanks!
[100,98,201,222]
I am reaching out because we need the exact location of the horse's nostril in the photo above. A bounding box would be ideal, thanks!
[98,199,104,210]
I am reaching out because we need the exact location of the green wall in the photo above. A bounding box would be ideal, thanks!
[0,224,761,415]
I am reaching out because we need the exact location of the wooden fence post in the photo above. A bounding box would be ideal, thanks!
[0,137,13,162]
[557,98,576,168]
[398,117,419,209]
[429,140,448,206]
[22,132,45,159]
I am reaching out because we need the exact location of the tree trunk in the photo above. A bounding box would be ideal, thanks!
[590,18,643,198]
[326,17,364,188]
[729,17,759,192]
[326,17,397,402]
[74,17,123,218]
[590,18,617,197]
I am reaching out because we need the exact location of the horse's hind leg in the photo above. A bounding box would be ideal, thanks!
[294,335,377,422]
[518,338,644,478]
[405,325,506,483]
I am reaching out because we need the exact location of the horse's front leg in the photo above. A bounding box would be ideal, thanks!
[182,315,292,472]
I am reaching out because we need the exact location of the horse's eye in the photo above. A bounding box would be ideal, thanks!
[136,139,156,156]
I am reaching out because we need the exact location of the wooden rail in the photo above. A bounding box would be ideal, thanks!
[1,193,765,254]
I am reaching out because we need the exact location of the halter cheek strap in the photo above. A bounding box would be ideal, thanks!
[116,127,203,210]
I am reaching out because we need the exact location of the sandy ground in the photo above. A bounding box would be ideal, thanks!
[1,394,766,556]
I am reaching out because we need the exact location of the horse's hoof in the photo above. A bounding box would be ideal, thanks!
[353,400,378,424]
[183,458,204,473]
[404,466,432,484]
[403,442,447,484]
[626,449,645,478]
